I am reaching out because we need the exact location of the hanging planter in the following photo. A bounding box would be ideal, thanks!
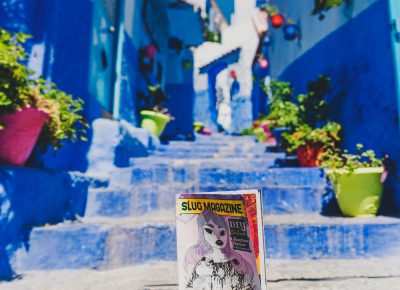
[144,44,157,59]
[205,31,221,43]
[262,35,272,46]
[283,23,299,41]
[253,57,269,79]
[312,0,348,20]
[0,108,49,166]
[139,47,154,74]
[182,60,192,70]
[271,14,284,29]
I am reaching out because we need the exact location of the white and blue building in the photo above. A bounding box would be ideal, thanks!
[1,0,400,283]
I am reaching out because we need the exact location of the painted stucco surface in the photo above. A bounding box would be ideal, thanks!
[268,0,378,77]
[270,0,400,212]
[0,167,89,279]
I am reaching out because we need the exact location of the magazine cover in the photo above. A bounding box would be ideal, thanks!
[176,189,267,290]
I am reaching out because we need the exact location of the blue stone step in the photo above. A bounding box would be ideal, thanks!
[12,214,400,270]
[12,217,176,270]
[264,214,400,259]
[111,166,325,188]
[0,167,90,247]
[85,184,325,217]
[151,152,275,161]
[131,154,285,166]
[156,143,269,153]
[166,141,264,147]
[191,135,258,143]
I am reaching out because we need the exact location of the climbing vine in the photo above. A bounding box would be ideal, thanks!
[312,0,349,20]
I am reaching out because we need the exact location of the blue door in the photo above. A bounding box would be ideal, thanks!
[89,0,119,112]
[389,0,400,125]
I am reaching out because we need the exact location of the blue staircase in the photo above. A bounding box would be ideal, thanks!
[10,135,400,272]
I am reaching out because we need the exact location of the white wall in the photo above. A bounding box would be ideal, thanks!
[231,0,258,24]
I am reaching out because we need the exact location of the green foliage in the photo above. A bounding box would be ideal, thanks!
[282,121,341,153]
[0,30,32,115]
[262,80,299,130]
[241,120,273,143]
[241,127,256,136]
[297,75,330,127]
[147,84,169,108]
[267,80,293,103]
[320,144,383,181]
[263,76,331,130]
[312,0,348,19]
[262,75,338,153]
[260,4,279,15]
[0,29,88,149]
[265,100,300,130]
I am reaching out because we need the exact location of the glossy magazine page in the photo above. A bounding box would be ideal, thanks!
[176,189,266,290]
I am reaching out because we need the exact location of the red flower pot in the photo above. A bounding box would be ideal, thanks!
[297,143,324,167]
[144,45,157,59]
[271,14,284,28]
[0,107,49,166]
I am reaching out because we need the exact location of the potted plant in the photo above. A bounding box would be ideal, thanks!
[205,30,221,43]
[312,0,348,20]
[262,80,299,145]
[266,100,300,143]
[283,122,341,167]
[297,75,330,128]
[253,119,275,143]
[320,144,384,217]
[138,84,173,137]
[241,119,276,143]
[0,29,87,166]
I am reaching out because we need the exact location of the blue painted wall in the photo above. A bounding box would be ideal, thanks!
[0,167,89,279]
[163,84,195,139]
[0,0,101,172]
[270,0,400,213]
[117,32,141,126]
[216,0,235,24]
[0,0,36,34]
[32,0,98,172]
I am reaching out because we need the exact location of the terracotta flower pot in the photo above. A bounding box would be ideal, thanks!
[0,107,49,166]
[297,143,324,167]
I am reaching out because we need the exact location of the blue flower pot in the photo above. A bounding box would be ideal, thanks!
[283,24,299,41]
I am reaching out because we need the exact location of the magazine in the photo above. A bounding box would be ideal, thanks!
[176,189,267,290]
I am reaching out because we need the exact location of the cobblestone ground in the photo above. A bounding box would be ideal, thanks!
[1,258,400,290]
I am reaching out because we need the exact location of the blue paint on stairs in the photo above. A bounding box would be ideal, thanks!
[2,135,399,277]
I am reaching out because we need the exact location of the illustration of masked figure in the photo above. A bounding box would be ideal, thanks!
[184,210,256,290]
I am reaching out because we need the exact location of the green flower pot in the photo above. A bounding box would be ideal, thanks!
[193,121,205,132]
[329,167,384,217]
[140,110,171,137]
